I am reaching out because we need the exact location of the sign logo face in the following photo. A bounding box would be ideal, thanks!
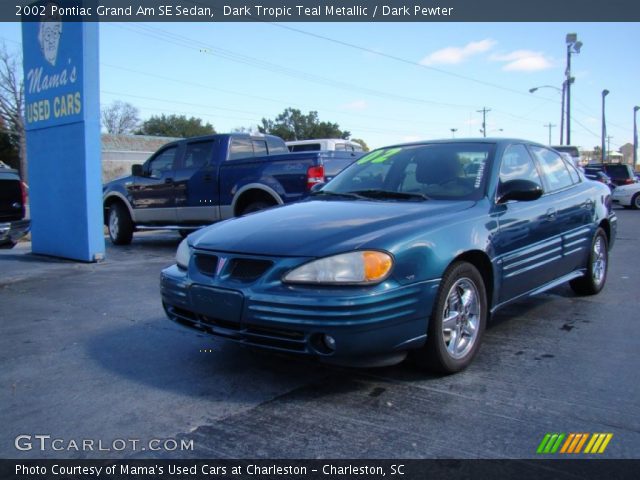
[38,6,62,66]
[537,432,613,454]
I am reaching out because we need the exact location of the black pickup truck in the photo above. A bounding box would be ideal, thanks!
[102,133,362,244]
[0,166,30,249]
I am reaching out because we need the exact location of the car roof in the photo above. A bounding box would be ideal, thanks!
[379,138,547,149]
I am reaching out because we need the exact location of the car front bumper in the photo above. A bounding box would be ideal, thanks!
[160,264,439,360]
[0,219,30,248]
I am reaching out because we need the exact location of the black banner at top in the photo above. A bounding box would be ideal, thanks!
[6,0,640,22]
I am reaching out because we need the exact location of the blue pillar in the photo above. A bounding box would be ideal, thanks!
[22,12,104,262]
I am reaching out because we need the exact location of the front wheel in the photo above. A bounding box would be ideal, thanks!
[631,193,640,210]
[107,202,134,245]
[412,261,487,374]
[570,228,608,295]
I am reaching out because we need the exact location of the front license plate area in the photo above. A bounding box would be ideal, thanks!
[189,285,244,325]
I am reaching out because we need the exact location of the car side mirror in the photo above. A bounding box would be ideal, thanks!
[131,164,144,176]
[497,179,543,203]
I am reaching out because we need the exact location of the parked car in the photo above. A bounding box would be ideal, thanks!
[584,170,615,191]
[584,163,637,187]
[103,133,362,244]
[611,182,640,209]
[286,138,364,153]
[0,166,30,248]
[161,139,616,373]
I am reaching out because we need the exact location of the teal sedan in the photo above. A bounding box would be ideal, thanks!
[161,139,616,373]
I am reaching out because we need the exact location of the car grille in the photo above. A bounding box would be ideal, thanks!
[165,305,307,353]
[194,254,218,276]
[228,258,273,281]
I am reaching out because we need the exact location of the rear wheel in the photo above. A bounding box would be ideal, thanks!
[412,261,487,374]
[632,193,640,210]
[107,202,134,245]
[570,228,608,295]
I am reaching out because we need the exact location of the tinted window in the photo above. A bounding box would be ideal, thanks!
[530,146,574,192]
[564,159,581,184]
[148,147,177,177]
[183,141,214,169]
[604,164,633,179]
[289,143,321,152]
[499,144,542,185]
[267,137,288,154]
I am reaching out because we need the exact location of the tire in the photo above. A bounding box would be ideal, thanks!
[412,261,487,374]
[107,202,134,245]
[631,193,640,210]
[241,201,272,215]
[570,228,608,295]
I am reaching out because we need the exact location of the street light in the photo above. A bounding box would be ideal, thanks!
[634,106,639,170]
[565,33,583,145]
[450,128,458,138]
[530,84,566,144]
[601,89,609,163]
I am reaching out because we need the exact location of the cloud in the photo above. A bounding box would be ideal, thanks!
[490,50,553,72]
[420,39,496,66]
[342,100,368,111]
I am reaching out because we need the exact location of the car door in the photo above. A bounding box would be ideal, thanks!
[528,145,594,275]
[173,139,220,224]
[130,144,181,224]
[492,144,559,303]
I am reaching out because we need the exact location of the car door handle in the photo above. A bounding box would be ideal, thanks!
[546,208,557,221]
[164,178,174,184]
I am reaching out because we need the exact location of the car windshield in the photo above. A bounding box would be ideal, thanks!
[322,143,494,201]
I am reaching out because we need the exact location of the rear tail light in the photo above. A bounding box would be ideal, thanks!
[624,178,635,185]
[20,181,27,206]
[306,165,325,190]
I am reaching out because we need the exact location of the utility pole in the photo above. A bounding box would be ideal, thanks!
[477,107,491,137]
[544,123,556,145]
[607,136,613,160]
[634,106,639,170]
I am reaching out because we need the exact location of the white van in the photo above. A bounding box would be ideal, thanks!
[286,139,364,153]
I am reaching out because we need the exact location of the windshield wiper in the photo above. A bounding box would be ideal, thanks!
[310,190,365,200]
[349,189,430,201]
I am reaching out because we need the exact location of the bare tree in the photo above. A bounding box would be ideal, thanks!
[101,101,140,135]
[0,44,26,181]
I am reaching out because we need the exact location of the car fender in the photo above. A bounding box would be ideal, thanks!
[103,191,136,223]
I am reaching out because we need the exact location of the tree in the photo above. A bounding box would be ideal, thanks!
[137,114,215,138]
[0,44,26,180]
[351,138,370,152]
[101,101,140,135]
[259,108,350,141]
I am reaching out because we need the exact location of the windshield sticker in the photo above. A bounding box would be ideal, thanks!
[357,147,402,165]
[474,160,486,188]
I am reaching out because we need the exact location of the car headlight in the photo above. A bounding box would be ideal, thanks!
[176,238,192,270]
[283,251,393,285]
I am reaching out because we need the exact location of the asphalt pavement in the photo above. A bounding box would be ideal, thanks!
[1,208,639,459]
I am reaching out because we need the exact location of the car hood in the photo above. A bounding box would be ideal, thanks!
[190,199,476,257]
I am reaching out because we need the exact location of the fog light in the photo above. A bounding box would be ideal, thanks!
[323,335,336,351]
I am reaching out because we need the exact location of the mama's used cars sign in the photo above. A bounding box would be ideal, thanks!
[21,1,104,262]
[23,5,84,129]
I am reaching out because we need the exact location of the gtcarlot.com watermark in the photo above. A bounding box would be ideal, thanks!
[15,434,194,452]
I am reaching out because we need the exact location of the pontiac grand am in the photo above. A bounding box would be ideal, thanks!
[161,139,616,373]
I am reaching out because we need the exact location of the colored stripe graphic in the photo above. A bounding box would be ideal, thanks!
[539,433,613,454]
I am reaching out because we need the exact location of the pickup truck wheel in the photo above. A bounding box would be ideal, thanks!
[241,201,272,215]
[411,261,487,374]
[570,228,608,295]
[108,202,134,245]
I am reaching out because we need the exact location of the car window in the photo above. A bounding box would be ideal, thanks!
[499,144,542,186]
[326,143,493,201]
[266,137,288,155]
[228,138,254,161]
[148,146,177,177]
[183,141,214,169]
[252,140,267,157]
[530,146,574,192]
[564,158,581,184]
[605,164,632,178]
[289,143,321,152]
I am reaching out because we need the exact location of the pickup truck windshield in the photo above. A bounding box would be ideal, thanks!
[324,143,494,201]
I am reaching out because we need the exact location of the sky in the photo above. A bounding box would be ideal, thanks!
[2,21,639,151]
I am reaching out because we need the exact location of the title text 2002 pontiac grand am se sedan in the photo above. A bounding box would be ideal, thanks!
[161,139,616,373]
